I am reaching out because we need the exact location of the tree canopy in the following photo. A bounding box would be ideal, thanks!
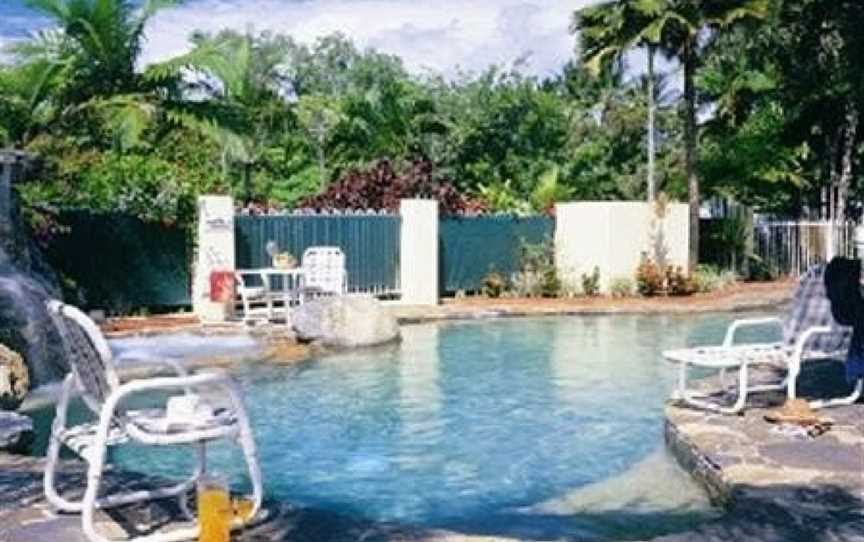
[0,0,860,230]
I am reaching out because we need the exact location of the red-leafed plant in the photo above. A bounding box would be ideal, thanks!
[300,159,487,215]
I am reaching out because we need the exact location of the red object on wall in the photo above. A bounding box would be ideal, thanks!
[210,271,236,302]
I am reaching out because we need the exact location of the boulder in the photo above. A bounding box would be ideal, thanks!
[0,343,29,410]
[292,296,401,349]
[0,411,33,453]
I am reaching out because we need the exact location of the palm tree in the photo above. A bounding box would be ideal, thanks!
[573,0,661,202]
[7,0,245,152]
[574,0,769,268]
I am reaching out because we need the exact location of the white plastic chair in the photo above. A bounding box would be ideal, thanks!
[300,247,347,301]
[234,271,274,323]
[663,265,861,414]
[44,301,263,542]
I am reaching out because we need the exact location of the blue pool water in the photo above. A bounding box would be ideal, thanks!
[71,314,777,539]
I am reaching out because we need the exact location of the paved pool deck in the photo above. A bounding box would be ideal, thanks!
[661,362,864,542]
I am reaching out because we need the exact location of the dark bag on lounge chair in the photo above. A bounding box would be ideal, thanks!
[824,257,864,383]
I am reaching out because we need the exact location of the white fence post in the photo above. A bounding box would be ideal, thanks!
[399,199,439,305]
[192,195,236,322]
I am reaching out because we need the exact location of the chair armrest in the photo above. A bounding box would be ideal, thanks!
[723,317,783,347]
[119,358,189,381]
[101,371,236,419]
[791,325,834,360]
[88,371,243,469]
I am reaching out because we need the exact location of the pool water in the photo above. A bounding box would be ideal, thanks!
[52,314,778,540]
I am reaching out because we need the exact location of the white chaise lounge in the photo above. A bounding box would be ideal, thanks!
[44,300,263,542]
[663,265,862,414]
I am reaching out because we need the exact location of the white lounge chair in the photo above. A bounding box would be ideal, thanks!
[663,265,862,414]
[300,246,347,301]
[44,301,263,542]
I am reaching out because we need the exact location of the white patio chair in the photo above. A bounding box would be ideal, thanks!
[299,246,347,301]
[234,270,274,324]
[663,265,862,414]
[44,300,263,542]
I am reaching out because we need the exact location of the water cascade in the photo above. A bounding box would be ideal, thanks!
[0,151,69,386]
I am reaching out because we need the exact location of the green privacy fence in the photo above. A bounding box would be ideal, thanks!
[46,212,191,310]
[235,214,401,295]
[440,216,554,292]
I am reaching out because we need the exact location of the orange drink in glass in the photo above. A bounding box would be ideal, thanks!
[198,475,231,542]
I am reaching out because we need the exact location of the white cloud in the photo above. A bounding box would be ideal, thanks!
[139,0,597,78]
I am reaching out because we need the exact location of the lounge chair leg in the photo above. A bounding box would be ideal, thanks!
[81,436,110,542]
[179,443,207,521]
[225,384,264,521]
[673,362,688,401]
[728,363,749,414]
[809,378,864,410]
[45,374,84,512]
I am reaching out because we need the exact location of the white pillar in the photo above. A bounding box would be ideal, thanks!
[856,224,864,259]
[192,195,236,322]
[399,199,439,305]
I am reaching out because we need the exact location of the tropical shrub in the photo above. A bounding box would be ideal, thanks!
[636,257,665,296]
[691,264,738,293]
[580,266,601,296]
[666,266,696,296]
[515,236,560,297]
[481,271,507,298]
[609,276,635,297]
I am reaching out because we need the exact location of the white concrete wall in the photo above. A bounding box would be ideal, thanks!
[555,201,689,293]
[192,195,236,322]
[400,199,439,305]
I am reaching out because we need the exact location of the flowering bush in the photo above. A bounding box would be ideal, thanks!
[300,159,486,215]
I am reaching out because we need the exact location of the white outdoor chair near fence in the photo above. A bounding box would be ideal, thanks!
[663,265,861,414]
[300,246,347,301]
[235,267,305,324]
[234,270,274,323]
[45,301,263,542]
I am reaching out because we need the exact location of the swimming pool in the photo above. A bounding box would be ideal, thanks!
[47,313,778,540]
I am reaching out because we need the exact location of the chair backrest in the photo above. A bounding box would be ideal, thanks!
[782,265,852,354]
[302,246,347,295]
[47,301,119,413]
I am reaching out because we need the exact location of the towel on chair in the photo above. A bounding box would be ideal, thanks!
[824,257,864,383]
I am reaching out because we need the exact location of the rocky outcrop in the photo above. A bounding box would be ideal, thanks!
[292,296,401,349]
[0,344,28,410]
[0,411,33,453]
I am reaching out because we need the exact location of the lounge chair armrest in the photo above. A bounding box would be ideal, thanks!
[791,325,833,360]
[723,317,783,347]
[100,371,237,421]
[119,358,189,380]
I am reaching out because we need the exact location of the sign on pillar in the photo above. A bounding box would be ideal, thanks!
[193,195,236,322]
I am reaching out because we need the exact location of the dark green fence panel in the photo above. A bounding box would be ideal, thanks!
[235,214,401,294]
[440,216,554,292]
[46,212,191,310]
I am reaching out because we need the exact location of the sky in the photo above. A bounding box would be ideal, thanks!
[0,0,632,79]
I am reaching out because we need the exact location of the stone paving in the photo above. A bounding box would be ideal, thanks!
[662,361,864,542]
